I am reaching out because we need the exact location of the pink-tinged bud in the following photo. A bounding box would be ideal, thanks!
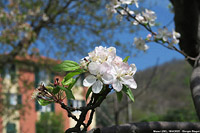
[54,78,60,86]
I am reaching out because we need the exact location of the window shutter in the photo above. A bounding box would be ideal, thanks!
[82,100,86,107]
[17,94,22,104]
[35,67,39,88]
[6,93,10,107]
[1,67,5,79]
[6,123,16,133]
[10,64,16,82]
[50,72,55,83]
[68,100,73,107]
[51,103,55,112]
[35,100,40,111]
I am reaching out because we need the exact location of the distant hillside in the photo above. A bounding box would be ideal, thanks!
[96,59,198,127]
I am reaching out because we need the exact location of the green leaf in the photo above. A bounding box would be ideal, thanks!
[57,86,75,100]
[57,86,67,91]
[53,60,80,72]
[123,56,130,62]
[38,99,52,106]
[65,88,75,100]
[61,69,83,86]
[68,77,79,90]
[62,78,75,86]
[52,86,60,94]
[116,91,123,102]
[86,86,92,100]
[122,85,134,102]
[46,86,54,92]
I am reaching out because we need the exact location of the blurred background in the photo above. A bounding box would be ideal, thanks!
[0,0,197,133]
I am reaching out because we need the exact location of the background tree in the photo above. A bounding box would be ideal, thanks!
[0,0,138,70]
[170,0,200,119]
[36,112,64,133]
[91,0,200,132]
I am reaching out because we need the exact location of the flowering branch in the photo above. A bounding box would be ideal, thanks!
[106,0,197,61]
[32,46,137,132]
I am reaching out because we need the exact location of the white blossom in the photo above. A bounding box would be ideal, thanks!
[142,9,157,26]
[88,46,116,63]
[120,0,139,7]
[83,46,137,94]
[169,30,181,46]
[106,0,121,14]
[133,37,149,51]
[106,0,138,15]
[120,8,134,16]
[155,27,171,42]
[80,56,89,69]
[155,28,181,46]
[110,61,137,92]
[133,9,156,26]
[83,62,113,93]
[133,13,144,25]
[42,13,49,21]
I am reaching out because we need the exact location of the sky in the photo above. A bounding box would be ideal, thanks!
[46,0,184,71]
[122,0,184,71]
[76,0,184,71]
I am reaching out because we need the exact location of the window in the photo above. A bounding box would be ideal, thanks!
[34,68,55,112]
[75,74,84,87]
[1,64,16,82]
[10,94,18,106]
[68,100,86,114]
[6,122,16,133]
[6,93,22,108]
[35,68,54,88]
[35,101,55,112]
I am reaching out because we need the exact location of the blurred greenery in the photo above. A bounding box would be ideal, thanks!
[36,112,64,133]
[0,0,141,61]
[97,59,198,127]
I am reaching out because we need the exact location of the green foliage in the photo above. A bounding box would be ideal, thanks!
[123,56,130,62]
[61,69,84,86]
[52,86,60,95]
[142,108,198,122]
[38,99,52,106]
[162,108,198,122]
[36,112,64,133]
[57,86,75,100]
[67,76,79,90]
[116,91,123,102]
[122,85,134,102]
[53,60,80,72]
[62,78,75,86]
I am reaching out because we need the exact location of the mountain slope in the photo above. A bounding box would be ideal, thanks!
[96,59,198,127]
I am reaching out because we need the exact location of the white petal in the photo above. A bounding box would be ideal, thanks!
[128,79,137,89]
[99,62,110,75]
[112,79,122,92]
[83,75,96,87]
[92,80,103,94]
[121,76,137,89]
[129,64,137,75]
[102,73,113,84]
[88,62,99,75]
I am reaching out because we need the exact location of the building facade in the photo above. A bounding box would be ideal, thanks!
[0,55,95,133]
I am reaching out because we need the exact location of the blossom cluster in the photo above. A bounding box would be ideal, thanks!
[31,83,53,101]
[106,0,138,17]
[133,9,157,26]
[133,27,181,51]
[106,0,157,25]
[81,46,137,94]
[155,28,181,46]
